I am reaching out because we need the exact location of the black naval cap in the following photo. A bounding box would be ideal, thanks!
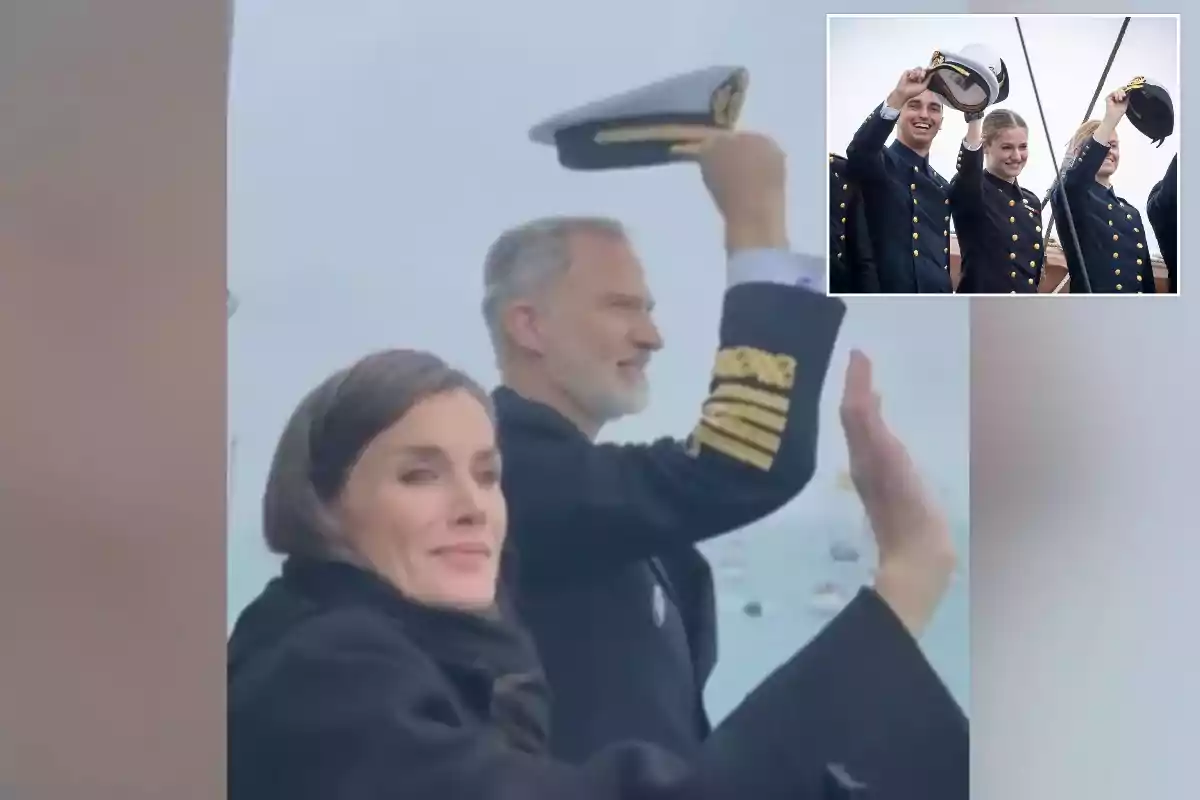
[529,66,749,171]
[926,43,1009,114]
[1122,76,1173,147]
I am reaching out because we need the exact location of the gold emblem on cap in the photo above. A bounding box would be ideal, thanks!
[711,68,749,128]
[1123,76,1147,92]
[593,69,749,157]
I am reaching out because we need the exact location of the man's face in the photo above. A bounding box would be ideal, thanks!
[898,90,944,149]
[536,231,663,425]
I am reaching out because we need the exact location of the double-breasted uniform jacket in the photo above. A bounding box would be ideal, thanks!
[1051,137,1157,294]
[846,103,955,293]
[830,153,880,293]
[228,558,968,799]
[949,141,1046,293]
[1146,153,1177,293]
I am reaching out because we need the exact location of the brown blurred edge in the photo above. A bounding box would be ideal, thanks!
[0,0,227,797]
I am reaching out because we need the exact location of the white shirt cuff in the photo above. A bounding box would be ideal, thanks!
[879,102,901,120]
[727,249,825,294]
[962,139,982,151]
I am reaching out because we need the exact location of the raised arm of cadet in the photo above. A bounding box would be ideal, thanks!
[1147,153,1177,292]
[502,132,846,583]
[231,352,966,800]
[948,114,986,226]
[1063,90,1128,196]
[845,67,931,183]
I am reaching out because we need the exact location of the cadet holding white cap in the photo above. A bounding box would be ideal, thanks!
[844,66,955,294]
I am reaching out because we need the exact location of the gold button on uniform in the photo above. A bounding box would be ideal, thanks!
[913,216,919,223]
[1113,234,1118,241]
[1009,216,1015,223]
[913,232,919,239]
[913,249,919,256]
[1028,278,1034,285]
[910,183,916,190]
[1009,252,1016,260]
[1137,243,1144,249]
[1012,234,1018,241]
[1116,284,1122,290]
[1010,271,1017,278]
[1009,200,1015,206]
[1034,243,1040,250]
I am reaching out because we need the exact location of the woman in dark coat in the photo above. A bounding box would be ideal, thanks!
[228,348,967,800]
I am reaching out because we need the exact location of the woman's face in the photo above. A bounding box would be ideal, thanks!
[985,126,1029,180]
[334,388,505,611]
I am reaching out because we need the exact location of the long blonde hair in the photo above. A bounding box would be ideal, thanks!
[1067,120,1101,155]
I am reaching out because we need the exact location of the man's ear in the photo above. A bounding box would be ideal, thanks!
[502,300,547,356]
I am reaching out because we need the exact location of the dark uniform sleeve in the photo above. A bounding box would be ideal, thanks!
[847,191,880,293]
[948,140,984,226]
[845,103,899,184]
[702,588,968,799]
[1146,154,1177,292]
[1061,137,1109,194]
[504,280,845,583]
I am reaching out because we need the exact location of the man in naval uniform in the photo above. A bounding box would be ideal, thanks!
[830,153,879,293]
[487,68,967,798]
[846,67,955,293]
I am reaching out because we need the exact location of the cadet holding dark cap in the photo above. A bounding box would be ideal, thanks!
[1051,79,1173,294]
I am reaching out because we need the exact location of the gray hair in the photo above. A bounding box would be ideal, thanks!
[481,216,628,352]
[261,349,492,561]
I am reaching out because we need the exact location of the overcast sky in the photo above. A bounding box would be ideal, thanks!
[828,14,1179,257]
[227,0,970,711]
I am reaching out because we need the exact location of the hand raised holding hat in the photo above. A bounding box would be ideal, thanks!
[1105,88,1129,121]
[886,67,932,110]
[698,131,787,252]
[840,350,956,637]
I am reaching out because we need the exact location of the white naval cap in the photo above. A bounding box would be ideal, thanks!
[926,44,1009,114]
[529,65,749,170]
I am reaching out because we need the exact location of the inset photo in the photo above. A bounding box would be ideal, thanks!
[827,14,1179,295]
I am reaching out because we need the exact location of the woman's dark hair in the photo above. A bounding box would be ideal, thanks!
[261,348,493,559]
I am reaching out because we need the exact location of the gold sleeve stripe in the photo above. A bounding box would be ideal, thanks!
[712,347,796,391]
[700,411,782,455]
[709,381,790,413]
[703,399,788,434]
[690,423,774,471]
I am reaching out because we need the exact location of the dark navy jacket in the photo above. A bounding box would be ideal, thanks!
[949,141,1046,293]
[1146,154,1177,293]
[830,153,880,293]
[846,104,954,293]
[1051,137,1156,294]
[497,280,845,765]
[228,558,969,799]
